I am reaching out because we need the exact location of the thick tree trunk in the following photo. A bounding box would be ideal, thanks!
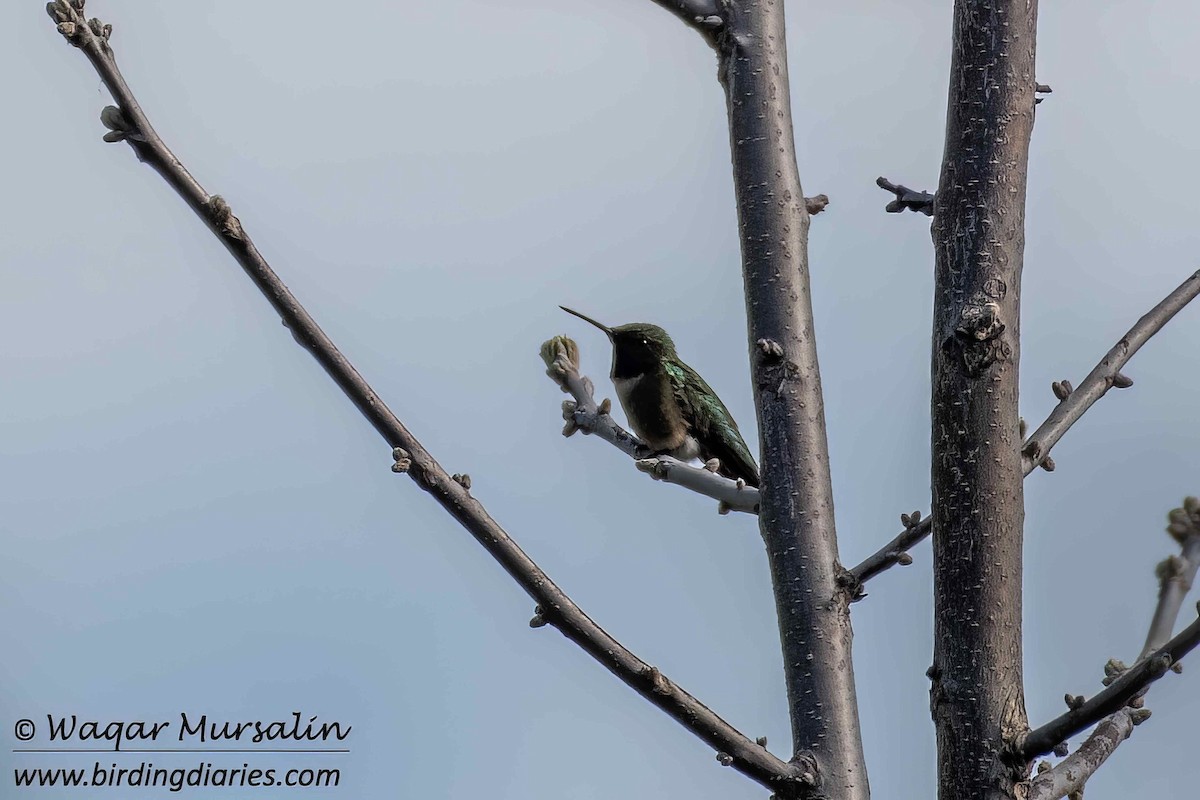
[929,2,1039,799]
[717,4,868,798]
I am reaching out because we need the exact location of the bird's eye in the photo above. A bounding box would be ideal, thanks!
[642,338,648,345]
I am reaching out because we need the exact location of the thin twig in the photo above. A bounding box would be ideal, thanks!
[541,337,760,514]
[1020,595,1200,759]
[1143,533,1200,657]
[1022,269,1200,473]
[1021,500,1200,795]
[848,271,1200,587]
[1019,615,1200,759]
[48,4,806,793]
[1025,712,1136,800]
[844,514,926,592]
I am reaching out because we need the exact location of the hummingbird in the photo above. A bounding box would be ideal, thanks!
[560,306,760,488]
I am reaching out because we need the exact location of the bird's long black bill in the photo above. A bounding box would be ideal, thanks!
[559,306,612,337]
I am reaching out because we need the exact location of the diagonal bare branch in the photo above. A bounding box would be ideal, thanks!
[1025,711,1138,800]
[1021,500,1200,799]
[849,271,1200,589]
[1019,613,1200,760]
[1022,269,1200,472]
[1019,500,1200,762]
[47,3,806,793]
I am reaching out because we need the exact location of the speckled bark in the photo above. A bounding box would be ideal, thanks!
[718,3,868,799]
[929,3,1038,800]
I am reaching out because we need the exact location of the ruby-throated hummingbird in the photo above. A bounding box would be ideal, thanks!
[561,307,760,487]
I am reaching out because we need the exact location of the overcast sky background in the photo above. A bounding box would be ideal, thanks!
[3,2,1200,798]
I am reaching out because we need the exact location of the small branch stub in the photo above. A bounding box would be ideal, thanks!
[876,176,934,216]
[391,447,412,473]
[804,194,829,216]
[642,666,672,696]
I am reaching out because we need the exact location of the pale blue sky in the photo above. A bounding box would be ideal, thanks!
[3,2,1199,798]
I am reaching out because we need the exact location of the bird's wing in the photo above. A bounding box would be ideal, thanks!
[665,360,760,487]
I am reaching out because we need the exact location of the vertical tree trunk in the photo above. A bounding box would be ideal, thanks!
[930,2,1039,799]
[718,4,868,798]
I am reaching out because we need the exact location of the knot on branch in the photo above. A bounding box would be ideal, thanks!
[635,458,670,481]
[756,338,784,361]
[876,176,934,216]
[1052,379,1074,400]
[1167,497,1200,543]
[206,196,245,241]
[789,751,820,788]
[951,296,1010,376]
[641,665,672,696]
[836,567,867,602]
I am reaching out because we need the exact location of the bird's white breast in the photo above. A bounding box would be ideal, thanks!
[612,375,642,409]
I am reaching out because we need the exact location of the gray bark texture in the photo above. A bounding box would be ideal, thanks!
[716,4,868,798]
[929,2,1039,800]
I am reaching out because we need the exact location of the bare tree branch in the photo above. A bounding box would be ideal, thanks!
[1022,268,1200,472]
[849,270,1200,588]
[1025,711,1137,800]
[842,513,925,595]
[48,4,808,793]
[715,4,868,796]
[1144,517,1200,656]
[875,176,934,215]
[1018,612,1200,760]
[928,4,1038,799]
[1019,499,1200,779]
[541,337,760,514]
